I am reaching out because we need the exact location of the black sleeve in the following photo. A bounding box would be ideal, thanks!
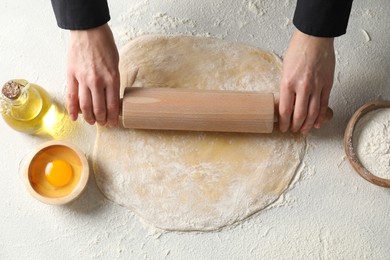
[293,0,354,37]
[51,0,110,30]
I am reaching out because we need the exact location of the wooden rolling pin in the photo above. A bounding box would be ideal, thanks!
[121,87,333,133]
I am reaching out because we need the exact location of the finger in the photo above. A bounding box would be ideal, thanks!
[290,91,310,133]
[314,88,331,128]
[67,76,79,121]
[105,77,120,128]
[90,84,107,125]
[78,85,96,125]
[314,105,329,129]
[278,86,295,133]
[299,94,320,134]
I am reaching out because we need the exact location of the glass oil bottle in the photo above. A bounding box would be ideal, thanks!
[1,79,67,137]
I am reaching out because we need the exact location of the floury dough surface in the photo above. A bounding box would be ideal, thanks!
[354,108,390,179]
[93,35,306,231]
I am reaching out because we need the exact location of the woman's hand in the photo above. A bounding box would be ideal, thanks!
[67,23,120,127]
[279,30,335,134]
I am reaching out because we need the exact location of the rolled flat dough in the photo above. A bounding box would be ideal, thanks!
[93,35,305,231]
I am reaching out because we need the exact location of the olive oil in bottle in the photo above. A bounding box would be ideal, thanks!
[1,79,67,136]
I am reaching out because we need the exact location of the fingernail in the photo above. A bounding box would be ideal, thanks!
[109,122,118,128]
[97,118,106,124]
[70,113,77,121]
[314,123,320,129]
[109,119,119,128]
[301,130,309,135]
[87,120,96,125]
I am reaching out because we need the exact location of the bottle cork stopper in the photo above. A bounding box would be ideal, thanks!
[2,80,22,100]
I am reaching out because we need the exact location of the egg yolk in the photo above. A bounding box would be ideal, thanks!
[45,160,73,187]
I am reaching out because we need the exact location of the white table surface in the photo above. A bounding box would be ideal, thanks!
[1,0,390,259]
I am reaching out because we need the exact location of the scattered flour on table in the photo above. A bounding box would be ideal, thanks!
[112,0,294,50]
[244,0,266,16]
[361,29,371,42]
[353,108,390,179]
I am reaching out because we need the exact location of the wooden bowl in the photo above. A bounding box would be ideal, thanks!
[344,100,390,187]
[23,140,89,205]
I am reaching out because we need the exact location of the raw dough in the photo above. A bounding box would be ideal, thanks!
[93,35,305,231]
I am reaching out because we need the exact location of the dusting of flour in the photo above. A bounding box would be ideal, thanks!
[353,108,390,179]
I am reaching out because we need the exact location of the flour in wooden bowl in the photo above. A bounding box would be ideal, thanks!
[353,108,390,180]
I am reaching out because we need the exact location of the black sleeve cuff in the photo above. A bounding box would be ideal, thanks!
[293,0,353,37]
[51,0,110,30]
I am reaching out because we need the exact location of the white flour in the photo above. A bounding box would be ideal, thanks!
[354,108,390,179]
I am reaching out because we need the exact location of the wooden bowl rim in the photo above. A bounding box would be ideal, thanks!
[344,100,390,187]
[23,140,89,205]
